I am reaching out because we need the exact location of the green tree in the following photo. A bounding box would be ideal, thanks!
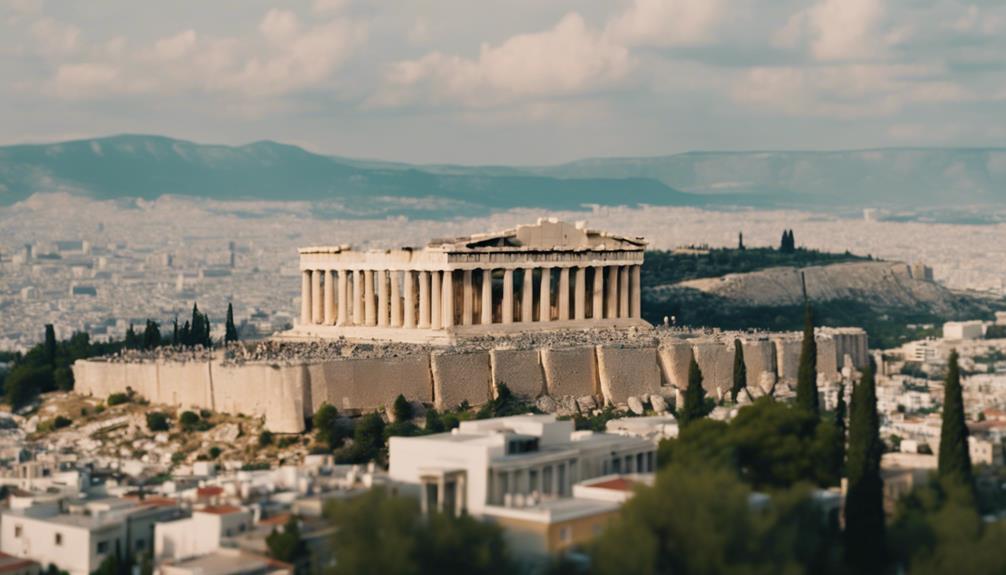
[325,488,510,575]
[731,339,747,402]
[392,394,413,422]
[259,430,274,447]
[833,381,847,478]
[5,365,53,409]
[591,463,841,575]
[53,366,73,391]
[124,324,139,350]
[43,324,57,366]
[179,410,200,431]
[225,303,239,343]
[844,365,886,571]
[171,317,180,346]
[266,515,306,563]
[679,354,707,427]
[938,350,975,499]
[313,403,347,450]
[796,304,819,417]
[146,412,170,432]
[142,320,161,350]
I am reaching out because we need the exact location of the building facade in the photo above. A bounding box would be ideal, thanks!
[292,219,648,343]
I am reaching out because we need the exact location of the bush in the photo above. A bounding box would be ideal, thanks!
[107,393,129,406]
[171,452,186,464]
[199,409,213,419]
[52,415,71,429]
[259,430,274,447]
[146,412,171,432]
[179,410,200,430]
[5,365,53,409]
[208,446,222,459]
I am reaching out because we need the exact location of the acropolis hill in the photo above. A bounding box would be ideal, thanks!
[72,220,869,433]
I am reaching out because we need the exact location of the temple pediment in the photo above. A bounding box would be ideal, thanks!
[430,218,646,252]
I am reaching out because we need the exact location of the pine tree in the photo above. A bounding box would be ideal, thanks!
[680,354,707,427]
[172,317,179,346]
[795,304,819,416]
[125,324,138,350]
[225,303,239,343]
[43,324,57,366]
[789,229,797,251]
[731,339,747,402]
[844,364,886,570]
[142,320,161,350]
[780,230,789,252]
[938,349,975,497]
[738,232,745,250]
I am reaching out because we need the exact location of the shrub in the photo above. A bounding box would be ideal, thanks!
[208,446,222,459]
[52,415,71,429]
[259,430,274,447]
[199,409,212,419]
[146,412,171,432]
[107,393,129,406]
[179,411,200,430]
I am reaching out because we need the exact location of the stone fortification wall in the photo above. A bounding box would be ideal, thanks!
[72,327,869,432]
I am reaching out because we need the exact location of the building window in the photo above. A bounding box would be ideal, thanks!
[529,469,539,494]
[612,457,621,474]
[425,482,439,511]
[636,453,644,473]
[646,452,654,472]
[542,466,553,495]
[14,526,21,538]
[55,533,63,546]
[559,526,572,543]
[97,541,108,554]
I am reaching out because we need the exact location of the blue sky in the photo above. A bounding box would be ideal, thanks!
[1,0,1004,164]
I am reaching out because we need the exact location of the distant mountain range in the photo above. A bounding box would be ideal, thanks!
[1,134,1004,215]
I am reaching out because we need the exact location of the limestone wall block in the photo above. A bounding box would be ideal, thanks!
[816,336,839,382]
[740,339,776,390]
[692,341,734,393]
[490,349,544,399]
[431,351,492,410]
[773,337,802,384]
[596,346,662,405]
[657,340,692,389]
[541,347,598,398]
[312,356,433,412]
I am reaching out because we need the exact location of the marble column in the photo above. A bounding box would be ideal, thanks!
[312,269,323,324]
[419,271,431,328]
[631,265,642,319]
[539,267,552,322]
[390,271,402,327]
[502,269,514,324]
[521,268,534,323]
[619,265,630,318]
[324,270,336,325]
[365,270,377,326]
[403,271,416,328]
[376,270,389,327]
[337,270,349,326]
[607,266,619,319]
[574,267,586,321]
[431,271,442,330]
[592,266,604,320]
[481,269,493,324]
[301,270,312,326]
[462,270,474,326]
[558,267,570,321]
[442,270,455,328]
[353,270,364,326]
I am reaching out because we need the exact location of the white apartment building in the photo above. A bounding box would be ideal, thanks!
[0,498,181,575]
[154,507,254,562]
[389,414,655,517]
[943,321,985,341]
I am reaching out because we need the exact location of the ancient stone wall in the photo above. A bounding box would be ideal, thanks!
[71,327,868,433]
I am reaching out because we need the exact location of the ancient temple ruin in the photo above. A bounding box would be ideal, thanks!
[291,218,649,343]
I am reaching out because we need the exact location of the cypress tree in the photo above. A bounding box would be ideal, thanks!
[225,303,239,343]
[780,230,789,252]
[731,339,747,402]
[844,364,886,570]
[43,324,57,366]
[172,317,179,346]
[142,320,161,350]
[938,350,975,496]
[738,232,745,250]
[833,381,847,476]
[679,354,707,427]
[125,324,138,349]
[795,304,819,416]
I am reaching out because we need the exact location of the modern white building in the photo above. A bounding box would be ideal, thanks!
[154,507,254,562]
[943,321,984,341]
[389,414,654,517]
[0,497,182,575]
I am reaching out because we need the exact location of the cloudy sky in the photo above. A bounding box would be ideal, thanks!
[1,0,1004,163]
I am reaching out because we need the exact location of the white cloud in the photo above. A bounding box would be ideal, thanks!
[48,62,121,99]
[259,9,299,45]
[373,12,631,108]
[30,18,79,56]
[605,0,726,48]
[154,29,196,61]
[313,0,348,14]
[777,0,887,62]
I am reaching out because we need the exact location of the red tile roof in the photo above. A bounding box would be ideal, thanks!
[258,513,291,527]
[199,505,243,515]
[197,486,225,497]
[0,552,39,573]
[585,477,637,492]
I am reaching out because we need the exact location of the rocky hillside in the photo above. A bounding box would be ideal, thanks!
[661,261,966,315]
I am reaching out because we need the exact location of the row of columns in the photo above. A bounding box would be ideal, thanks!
[300,265,643,329]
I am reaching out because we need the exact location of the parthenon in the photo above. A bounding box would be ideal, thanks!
[289,218,649,343]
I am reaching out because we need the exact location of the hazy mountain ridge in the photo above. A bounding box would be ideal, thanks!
[2,135,1005,212]
[0,135,701,215]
